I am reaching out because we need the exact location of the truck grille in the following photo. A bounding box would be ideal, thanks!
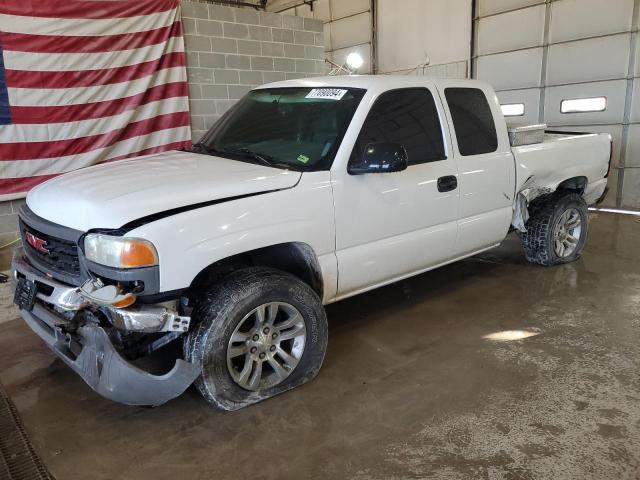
[19,220,81,280]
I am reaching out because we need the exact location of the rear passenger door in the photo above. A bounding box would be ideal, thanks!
[438,84,515,255]
[333,87,459,297]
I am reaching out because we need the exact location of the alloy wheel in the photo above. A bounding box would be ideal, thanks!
[553,207,583,257]
[226,302,306,391]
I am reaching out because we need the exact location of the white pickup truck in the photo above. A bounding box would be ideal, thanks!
[11,76,611,410]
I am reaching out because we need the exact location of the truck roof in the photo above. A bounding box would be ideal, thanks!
[257,74,492,91]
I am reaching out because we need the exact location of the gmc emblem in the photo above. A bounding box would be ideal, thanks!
[25,231,49,254]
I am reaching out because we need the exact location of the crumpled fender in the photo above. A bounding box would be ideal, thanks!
[511,176,554,233]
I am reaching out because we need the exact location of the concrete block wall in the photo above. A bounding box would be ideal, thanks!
[182,1,326,141]
[275,0,373,74]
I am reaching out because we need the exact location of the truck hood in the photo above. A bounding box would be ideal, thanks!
[27,151,302,231]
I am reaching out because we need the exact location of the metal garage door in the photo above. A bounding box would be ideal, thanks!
[473,0,639,208]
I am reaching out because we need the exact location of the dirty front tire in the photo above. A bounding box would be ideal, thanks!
[184,267,328,411]
[520,192,589,266]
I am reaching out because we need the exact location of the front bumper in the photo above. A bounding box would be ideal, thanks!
[11,249,200,406]
[12,248,190,333]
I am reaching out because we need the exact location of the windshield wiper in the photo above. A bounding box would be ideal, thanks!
[226,148,297,170]
[231,148,276,167]
[188,142,220,155]
[189,143,295,170]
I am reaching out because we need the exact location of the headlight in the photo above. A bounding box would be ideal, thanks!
[84,234,158,269]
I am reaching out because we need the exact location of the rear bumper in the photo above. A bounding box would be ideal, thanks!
[11,249,199,407]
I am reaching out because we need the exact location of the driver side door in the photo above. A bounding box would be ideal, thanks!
[332,87,460,298]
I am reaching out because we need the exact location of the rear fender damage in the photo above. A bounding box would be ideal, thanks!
[511,175,588,233]
[511,181,554,233]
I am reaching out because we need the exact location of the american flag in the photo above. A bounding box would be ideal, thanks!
[0,0,192,200]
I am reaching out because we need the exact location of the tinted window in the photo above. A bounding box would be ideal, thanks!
[350,88,446,167]
[444,87,498,156]
[200,87,365,171]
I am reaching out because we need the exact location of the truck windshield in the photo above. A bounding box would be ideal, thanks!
[195,87,366,171]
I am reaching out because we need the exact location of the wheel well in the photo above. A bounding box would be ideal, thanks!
[556,176,587,194]
[189,242,323,298]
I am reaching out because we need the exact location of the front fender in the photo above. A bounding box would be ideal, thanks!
[127,172,336,298]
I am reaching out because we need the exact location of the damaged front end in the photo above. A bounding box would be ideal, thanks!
[11,248,199,406]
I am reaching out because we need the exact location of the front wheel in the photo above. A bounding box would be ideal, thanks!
[184,267,328,410]
[520,192,589,266]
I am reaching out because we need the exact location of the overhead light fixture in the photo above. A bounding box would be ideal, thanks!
[327,52,364,75]
[345,52,364,71]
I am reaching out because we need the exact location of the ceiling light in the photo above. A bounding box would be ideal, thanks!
[346,52,364,70]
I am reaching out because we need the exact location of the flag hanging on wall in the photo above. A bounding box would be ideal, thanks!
[0,0,192,200]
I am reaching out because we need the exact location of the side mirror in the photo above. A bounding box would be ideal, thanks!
[348,142,408,175]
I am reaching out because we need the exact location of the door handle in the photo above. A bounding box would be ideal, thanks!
[437,175,457,192]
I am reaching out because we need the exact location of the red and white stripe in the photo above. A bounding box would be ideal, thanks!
[0,0,191,200]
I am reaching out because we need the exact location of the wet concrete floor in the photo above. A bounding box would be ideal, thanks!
[1,212,640,479]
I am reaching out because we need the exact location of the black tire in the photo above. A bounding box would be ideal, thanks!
[184,267,328,411]
[520,192,589,266]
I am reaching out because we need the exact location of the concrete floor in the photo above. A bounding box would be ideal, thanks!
[1,212,640,479]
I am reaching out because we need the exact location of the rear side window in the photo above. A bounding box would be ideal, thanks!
[350,88,446,166]
[445,87,498,156]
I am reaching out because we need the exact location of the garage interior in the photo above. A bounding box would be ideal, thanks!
[1,0,640,479]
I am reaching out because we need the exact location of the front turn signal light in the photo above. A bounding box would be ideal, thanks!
[121,241,159,268]
[111,293,137,308]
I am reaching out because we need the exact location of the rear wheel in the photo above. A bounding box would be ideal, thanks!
[520,192,589,266]
[184,267,328,410]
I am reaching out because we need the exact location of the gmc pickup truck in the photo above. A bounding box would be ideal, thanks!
[11,76,611,410]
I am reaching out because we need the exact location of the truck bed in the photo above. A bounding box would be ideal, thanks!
[511,130,611,206]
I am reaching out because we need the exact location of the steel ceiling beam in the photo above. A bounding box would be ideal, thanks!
[211,0,266,10]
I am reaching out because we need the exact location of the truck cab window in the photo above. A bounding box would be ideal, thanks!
[200,87,365,171]
[350,88,446,167]
[444,87,498,156]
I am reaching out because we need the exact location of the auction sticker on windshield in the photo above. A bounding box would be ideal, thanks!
[305,88,348,100]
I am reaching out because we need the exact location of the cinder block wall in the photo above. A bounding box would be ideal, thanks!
[182,1,325,142]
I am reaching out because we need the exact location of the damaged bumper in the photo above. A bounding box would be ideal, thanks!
[20,304,199,406]
[11,248,199,406]
[12,248,190,333]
